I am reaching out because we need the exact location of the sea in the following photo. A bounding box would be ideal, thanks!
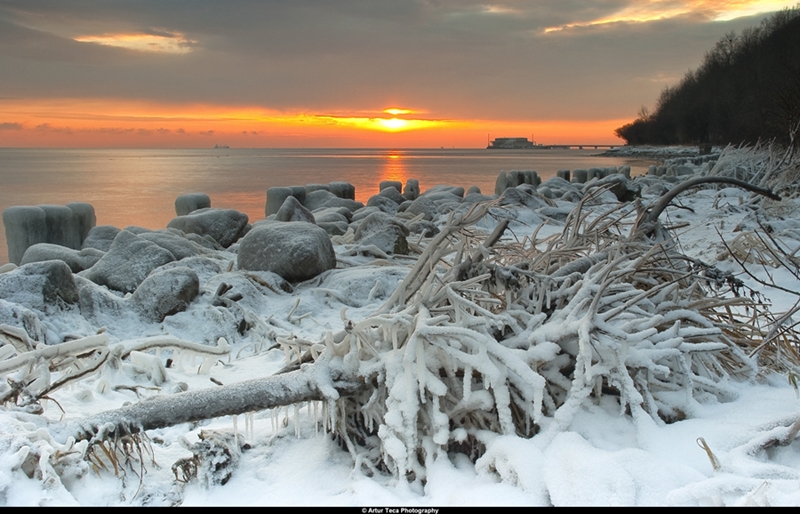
[0,147,656,264]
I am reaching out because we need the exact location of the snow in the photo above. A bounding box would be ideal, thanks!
[1,145,800,505]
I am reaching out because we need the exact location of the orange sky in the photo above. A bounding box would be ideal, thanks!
[0,99,630,148]
[0,1,795,148]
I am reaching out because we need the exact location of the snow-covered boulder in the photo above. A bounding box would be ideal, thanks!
[304,189,363,212]
[379,180,402,193]
[366,194,400,215]
[404,195,439,222]
[265,187,295,216]
[0,260,79,312]
[378,186,407,205]
[275,195,316,224]
[166,208,249,248]
[404,178,420,200]
[20,243,104,272]
[82,225,121,252]
[354,211,409,255]
[138,231,211,260]
[39,205,80,250]
[130,267,200,322]
[67,202,96,246]
[584,174,641,203]
[80,230,176,293]
[237,221,336,282]
[175,193,211,216]
[3,203,97,264]
[328,181,355,200]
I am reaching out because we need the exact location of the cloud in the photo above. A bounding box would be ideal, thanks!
[0,1,792,129]
[0,122,23,130]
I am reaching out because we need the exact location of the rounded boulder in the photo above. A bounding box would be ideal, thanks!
[237,222,336,282]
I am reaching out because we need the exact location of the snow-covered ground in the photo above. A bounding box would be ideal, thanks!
[1,145,799,506]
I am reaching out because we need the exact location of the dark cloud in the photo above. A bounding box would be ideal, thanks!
[0,122,22,130]
[0,1,785,122]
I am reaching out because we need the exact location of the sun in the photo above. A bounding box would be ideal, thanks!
[379,118,409,131]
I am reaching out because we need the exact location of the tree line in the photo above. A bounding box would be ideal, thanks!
[615,7,800,146]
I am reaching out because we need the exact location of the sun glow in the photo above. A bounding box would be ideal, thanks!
[0,98,626,147]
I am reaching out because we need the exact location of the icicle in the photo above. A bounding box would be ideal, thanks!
[294,404,300,438]
[233,414,238,439]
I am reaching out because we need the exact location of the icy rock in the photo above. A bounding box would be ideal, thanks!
[587,168,605,181]
[82,225,121,252]
[20,243,104,272]
[78,279,126,321]
[320,267,408,307]
[175,193,211,216]
[288,186,307,205]
[0,260,79,312]
[584,174,640,202]
[130,267,200,322]
[80,230,176,293]
[404,196,439,222]
[275,196,316,224]
[351,206,382,223]
[572,169,588,184]
[155,256,226,284]
[426,185,465,198]
[378,186,407,205]
[139,231,211,260]
[407,219,439,237]
[305,183,330,194]
[39,205,80,249]
[379,180,402,193]
[499,188,551,209]
[304,189,364,212]
[266,187,294,216]
[237,221,336,282]
[466,185,482,195]
[317,221,349,236]
[67,202,96,245]
[366,195,400,215]
[557,169,571,181]
[328,181,355,200]
[462,192,495,204]
[354,212,409,255]
[3,206,48,265]
[313,207,351,224]
[0,298,44,343]
[167,208,249,248]
[403,179,420,200]
[122,226,152,235]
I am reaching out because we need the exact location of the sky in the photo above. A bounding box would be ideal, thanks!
[0,0,796,148]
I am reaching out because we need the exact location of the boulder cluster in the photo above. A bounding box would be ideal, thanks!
[0,162,706,346]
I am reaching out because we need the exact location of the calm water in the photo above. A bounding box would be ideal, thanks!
[0,148,655,264]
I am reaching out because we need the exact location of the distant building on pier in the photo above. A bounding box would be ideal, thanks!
[487,137,535,149]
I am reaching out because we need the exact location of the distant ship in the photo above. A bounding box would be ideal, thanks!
[214,144,230,149]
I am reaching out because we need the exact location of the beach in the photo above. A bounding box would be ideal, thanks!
[1,144,799,506]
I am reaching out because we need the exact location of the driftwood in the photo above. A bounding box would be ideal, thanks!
[631,176,781,240]
[54,358,365,444]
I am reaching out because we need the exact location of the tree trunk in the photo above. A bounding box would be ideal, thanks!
[53,362,365,444]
